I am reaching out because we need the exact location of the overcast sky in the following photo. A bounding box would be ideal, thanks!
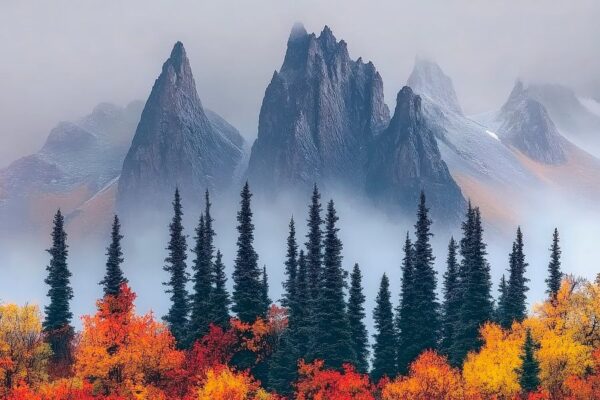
[1,0,599,167]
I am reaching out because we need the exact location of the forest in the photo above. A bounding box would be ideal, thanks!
[1,183,599,400]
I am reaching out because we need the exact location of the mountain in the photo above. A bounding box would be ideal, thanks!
[0,101,144,233]
[407,58,463,116]
[525,83,600,158]
[494,81,567,164]
[366,87,465,223]
[247,24,390,193]
[117,42,245,213]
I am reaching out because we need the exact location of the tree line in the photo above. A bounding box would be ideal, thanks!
[41,183,562,395]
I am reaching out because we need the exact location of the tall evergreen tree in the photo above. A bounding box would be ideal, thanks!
[163,188,190,347]
[497,275,510,329]
[396,232,415,373]
[546,228,562,299]
[519,328,541,394]
[441,237,460,363]
[293,249,311,360]
[99,215,127,296]
[43,209,74,366]
[451,203,493,364]
[232,182,264,323]
[371,274,397,382]
[310,200,355,368]
[282,217,298,308]
[506,227,529,324]
[209,250,230,328]
[261,265,271,312]
[305,184,323,305]
[188,213,212,344]
[348,263,369,373]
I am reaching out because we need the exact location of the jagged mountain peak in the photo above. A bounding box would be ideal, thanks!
[407,58,463,115]
[288,22,308,42]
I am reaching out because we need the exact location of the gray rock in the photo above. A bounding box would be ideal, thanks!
[407,58,463,116]
[117,42,244,212]
[366,87,465,223]
[247,24,389,193]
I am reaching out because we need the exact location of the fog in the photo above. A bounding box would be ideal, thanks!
[1,0,600,167]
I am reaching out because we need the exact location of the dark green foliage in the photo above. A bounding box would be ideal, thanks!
[163,188,190,347]
[261,265,271,313]
[506,227,529,324]
[209,250,230,329]
[497,275,510,329]
[188,213,212,344]
[43,209,74,364]
[293,250,312,361]
[232,182,265,323]
[348,263,369,373]
[546,228,562,299]
[310,200,355,368]
[451,202,493,365]
[396,232,415,373]
[99,215,127,297]
[305,184,323,306]
[282,217,298,309]
[519,328,541,393]
[441,237,460,364]
[371,274,397,382]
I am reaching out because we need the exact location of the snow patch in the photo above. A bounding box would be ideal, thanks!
[486,130,500,141]
[579,97,600,117]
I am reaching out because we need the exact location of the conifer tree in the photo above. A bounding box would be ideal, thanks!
[163,188,190,347]
[261,265,271,313]
[294,249,311,360]
[348,263,369,373]
[209,250,230,329]
[99,215,127,296]
[451,203,493,364]
[43,209,74,366]
[497,275,510,329]
[506,227,529,324]
[188,213,212,344]
[546,228,562,299]
[396,233,415,373]
[441,237,460,363]
[282,217,298,308]
[232,182,264,323]
[519,328,541,394]
[310,200,355,368]
[305,184,323,305]
[371,274,397,382]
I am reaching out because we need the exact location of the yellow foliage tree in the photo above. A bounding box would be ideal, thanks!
[197,366,272,400]
[0,304,51,395]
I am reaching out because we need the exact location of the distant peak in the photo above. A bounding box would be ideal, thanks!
[169,41,188,69]
[318,25,337,47]
[288,22,308,42]
[407,58,463,115]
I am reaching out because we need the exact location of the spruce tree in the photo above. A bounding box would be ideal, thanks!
[519,328,541,393]
[43,209,74,366]
[293,249,311,360]
[209,250,230,328]
[410,192,439,352]
[310,200,355,368]
[261,265,271,313]
[305,184,323,306]
[546,228,562,299]
[371,274,397,382]
[232,182,264,323]
[396,232,415,373]
[282,217,298,308]
[452,204,493,364]
[506,227,529,324]
[441,237,460,363]
[163,188,190,347]
[99,215,127,296]
[497,275,510,329]
[348,263,369,373]
[188,213,212,344]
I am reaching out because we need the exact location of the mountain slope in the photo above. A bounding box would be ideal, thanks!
[117,41,244,213]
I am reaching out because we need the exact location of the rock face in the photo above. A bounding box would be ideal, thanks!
[0,101,144,232]
[117,42,244,212]
[407,58,463,116]
[366,87,465,222]
[496,81,566,164]
[247,24,389,192]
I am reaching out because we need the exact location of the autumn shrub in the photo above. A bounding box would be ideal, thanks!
[295,359,374,400]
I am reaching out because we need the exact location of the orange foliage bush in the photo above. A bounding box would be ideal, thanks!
[295,359,375,400]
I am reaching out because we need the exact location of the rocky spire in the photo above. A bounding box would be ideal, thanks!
[366,86,465,223]
[117,41,244,213]
[247,24,390,193]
